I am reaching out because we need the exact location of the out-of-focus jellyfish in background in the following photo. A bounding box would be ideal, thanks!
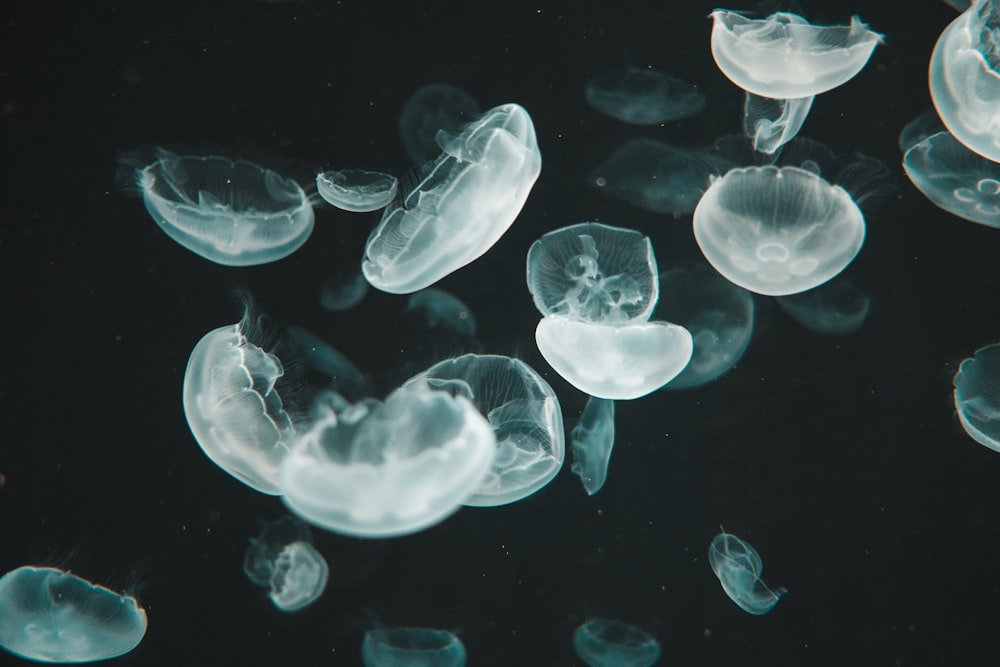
[319,268,369,312]
[710,10,884,99]
[588,138,729,215]
[183,294,297,495]
[361,627,467,667]
[944,0,973,9]
[776,275,871,335]
[572,618,661,667]
[930,0,1000,163]
[953,342,1000,452]
[243,516,328,612]
[404,354,564,506]
[693,165,866,296]
[285,325,372,403]
[656,264,755,389]
[743,93,814,156]
[398,83,481,164]
[133,149,314,266]
[0,566,147,663]
[406,288,477,337]
[316,169,398,212]
[363,103,541,294]
[570,396,615,495]
[279,383,496,538]
[584,66,706,125]
[709,530,787,615]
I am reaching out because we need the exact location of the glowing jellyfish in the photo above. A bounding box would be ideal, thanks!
[572,619,661,667]
[182,295,295,495]
[134,150,314,266]
[404,354,564,506]
[570,397,615,495]
[0,566,147,663]
[285,325,372,402]
[693,165,866,296]
[710,10,884,99]
[319,269,369,312]
[279,383,496,538]
[930,0,1000,163]
[244,517,328,612]
[399,83,481,164]
[406,289,477,337]
[743,92,814,155]
[953,342,1000,452]
[362,627,466,667]
[584,67,706,125]
[776,275,871,335]
[363,103,541,294]
[709,530,787,615]
[316,169,398,213]
[526,222,659,324]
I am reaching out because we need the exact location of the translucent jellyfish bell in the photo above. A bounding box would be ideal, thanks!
[0,566,147,663]
[693,165,866,296]
[135,150,314,266]
[953,342,1000,452]
[709,530,787,615]
[584,67,706,125]
[929,0,1000,163]
[398,83,481,164]
[279,384,496,538]
[243,517,329,612]
[361,627,467,667]
[570,397,615,495]
[710,10,884,99]
[316,169,398,213]
[572,619,661,667]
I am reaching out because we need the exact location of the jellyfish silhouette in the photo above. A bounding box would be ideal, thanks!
[585,66,706,125]
[572,618,661,667]
[316,169,398,212]
[361,626,467,667]
[709,530,787,615]
[953,342,1000,452]
[244,516,328,612]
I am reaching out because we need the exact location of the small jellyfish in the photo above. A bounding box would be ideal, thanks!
[693,165,866,296]
[399,83,481,164]
[285,325,373,402]
[710,10,884,99]
[319,269,369,312]
[133,149,314,266]
[953,342,1000,452]
[0,566,147,663]
[406,288,477,337]
[584,66,706,125]
[743,92,815,155]
[362,627,467,667]
[572,619,661,667]
[570,397,615,495]
[709,530,787,615]
[776,275,871,335]
[316,169,398,213]
[244,517,328,612]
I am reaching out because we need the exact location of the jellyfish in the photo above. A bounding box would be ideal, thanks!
[244,517,328,612]
[572,619,661,667]
[403,354,565,506]
[929,0,1000,163]
[710,10,884,99]
[316,169,398,212]
[570,397,615,495]
[182,295,296,495]
[584,66,706,125]
[133,149,314,266]
[319,268,369,312]
[285,325,373,402]
[953,342,1000,452]
[363,103,541,294]
[0,566,147,663]
[693,165,866,296]
[405,289,477,337]
[361,627,467,667]
[709,530,787,615]
[279,383,496,538]
[776,275,871,335]
[743,92,814,155]
[398,83,481,164]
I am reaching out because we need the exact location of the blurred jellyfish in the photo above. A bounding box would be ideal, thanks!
[316,169,398,212]
[953,342,1000,452]
[244,516,328,612]
[0,566,147,663]
[399,83,481,164]
[585,66,706,125]
[743,92,814,155]
[404,354,564,506]
[285,325,372,402]
[709,530,787,615]
[930,0,1000,163]
[570,397,615,495]
[133,150,314,266]
[944,0,973,8]
[319,269,369,312]
[776,275,871,335]
[362,627,467,667]
[656,264,755,389]
[406,288,477,337]
[363,103,541,294]
[693,165,866,296]
[572,619,661,667]
[279,383,496,538]
[183,294,296,495]
[710,10,883,99]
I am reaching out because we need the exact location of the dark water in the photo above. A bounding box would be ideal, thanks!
[2,1,999,665]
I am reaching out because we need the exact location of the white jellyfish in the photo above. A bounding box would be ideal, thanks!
[316,169,398,212]
[709,529,787,615]
[953,342,1000,452]
[573,618,661,667]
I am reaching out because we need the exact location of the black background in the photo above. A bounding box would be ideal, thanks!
[3,1,1000,665]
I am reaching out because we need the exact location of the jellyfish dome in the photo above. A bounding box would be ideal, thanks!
[709,10,884,99]
[572,619,661,667]
[362,627,467,667]
[136,150,314,266]
[953,342,1000,452]
[929,0,1000,163]
[709,530,787,615]
[0,566,147,663]
[244,517,329,612]
[584,67,706,125]
[316,169,398,213]
[279,384,496,538]
[693,165,866,296]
